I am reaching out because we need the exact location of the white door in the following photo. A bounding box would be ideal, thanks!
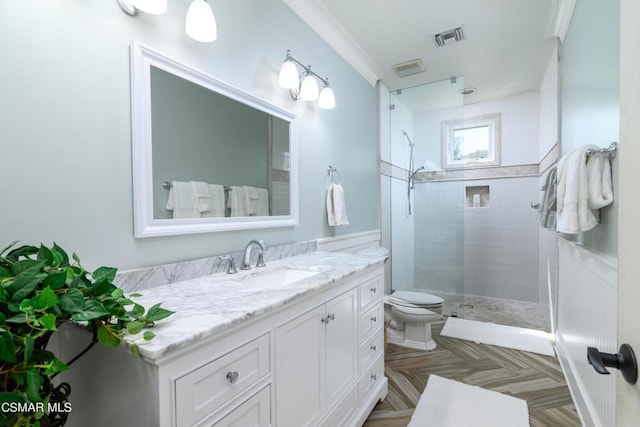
[617,0,640,424]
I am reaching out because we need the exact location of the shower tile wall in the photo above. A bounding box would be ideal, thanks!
[413,176,540,302]
[413,180,465,295]
[462,177,539,301]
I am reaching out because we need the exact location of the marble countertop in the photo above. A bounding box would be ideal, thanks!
[126,250,387,362]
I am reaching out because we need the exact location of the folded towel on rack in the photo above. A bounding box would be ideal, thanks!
[537,166,557,230]
[201,184,226,218]
[256,188,269,216]
[244,186,259,216]
[586,152,614,210]
[191,181,213,213]
[327,183,350,226]
[227,186,248,217]
[165,181,200,218]
[557,145,605,234]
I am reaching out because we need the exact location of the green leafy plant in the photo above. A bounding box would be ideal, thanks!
[0,242,174,427]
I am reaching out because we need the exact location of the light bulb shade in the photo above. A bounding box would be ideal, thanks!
[299,73,319,101]
[131,0,167,14]
[278,60,299,89]
[318,85,336,109]
[185,0,217,42]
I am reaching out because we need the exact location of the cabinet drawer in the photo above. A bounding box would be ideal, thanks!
[206,386,271,427]
[359,354,385,404]
[359,329,384,374]
[175,334,270,426]
[360,303,383,340]
[359,273,383,308]
[321,384,357,427]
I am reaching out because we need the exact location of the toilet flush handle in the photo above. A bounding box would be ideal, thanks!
[587,344,638,384]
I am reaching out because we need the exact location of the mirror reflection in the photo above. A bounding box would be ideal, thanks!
[150,66,291,219]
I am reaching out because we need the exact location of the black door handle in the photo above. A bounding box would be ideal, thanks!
[587,344,638,384]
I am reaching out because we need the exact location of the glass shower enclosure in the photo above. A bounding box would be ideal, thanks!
[381,77,466,316]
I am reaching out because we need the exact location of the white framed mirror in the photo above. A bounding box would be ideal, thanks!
[130,41,298,238]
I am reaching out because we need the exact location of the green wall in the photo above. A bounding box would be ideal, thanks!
[0,0,379,270]
[560,0,620,256]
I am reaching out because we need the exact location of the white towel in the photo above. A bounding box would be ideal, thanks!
[190,181,213,213]
[557,145,600,233]
[244,186,259,216]
[327,183,350,226]
[586,152,614,210]
[165,181,199,218]
[256,188,270,216]
[227,186,248,217]
[537,166,557,230]
[201,184,226,218]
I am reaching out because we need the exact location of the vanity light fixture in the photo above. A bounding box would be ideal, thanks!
[117,0,167,15]
[185,0,217,42]
[118,0,217,43]
[278,50,335,109]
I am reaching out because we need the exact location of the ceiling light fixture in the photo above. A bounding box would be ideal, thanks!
[118,0,218,43]
[458,87,476,95]
[278,50,335,109]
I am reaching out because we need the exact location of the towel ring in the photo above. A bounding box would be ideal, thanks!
[327,166,342,185]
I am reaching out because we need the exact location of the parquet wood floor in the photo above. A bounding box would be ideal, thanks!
[363,320,580,427]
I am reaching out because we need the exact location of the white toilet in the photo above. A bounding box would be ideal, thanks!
[384,291,444,351]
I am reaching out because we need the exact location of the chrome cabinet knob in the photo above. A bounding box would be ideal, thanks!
[226,371,239,384]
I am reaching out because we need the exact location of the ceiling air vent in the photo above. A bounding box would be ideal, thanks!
[392,59,426,78]
[434,27,464,47]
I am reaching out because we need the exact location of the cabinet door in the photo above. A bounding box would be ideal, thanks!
[275,305,326,427]
[325,289,358,409]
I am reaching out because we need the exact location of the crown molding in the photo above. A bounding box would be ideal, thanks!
[282,0,382,86]
[545,0,577,42]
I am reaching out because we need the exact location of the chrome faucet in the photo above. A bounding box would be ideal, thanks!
[218,256,238,274]
[240,239,268,270]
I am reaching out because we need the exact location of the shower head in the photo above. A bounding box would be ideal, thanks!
[402,131,414,147]
[411,166,425,179]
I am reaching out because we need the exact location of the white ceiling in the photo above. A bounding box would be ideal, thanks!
[286,0,562,105]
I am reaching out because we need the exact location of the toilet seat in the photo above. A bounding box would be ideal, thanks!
[391,290,443,306]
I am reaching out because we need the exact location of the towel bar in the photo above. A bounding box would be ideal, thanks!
[585,141,618,159]
[162,181,232,191]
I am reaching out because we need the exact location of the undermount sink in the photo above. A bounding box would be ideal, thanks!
[235,268,320,287]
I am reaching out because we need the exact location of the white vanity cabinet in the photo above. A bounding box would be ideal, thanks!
[356,272,385,406]
[275,288,358,426]
[59,262,387,427]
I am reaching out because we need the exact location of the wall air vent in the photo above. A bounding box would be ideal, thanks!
[434,27,465,47]
[392,58,426,78]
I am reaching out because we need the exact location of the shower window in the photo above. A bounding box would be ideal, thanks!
[442,113,501,169]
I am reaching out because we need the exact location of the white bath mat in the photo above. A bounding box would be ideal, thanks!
[408,374,529,427]
[440,317,555,356]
